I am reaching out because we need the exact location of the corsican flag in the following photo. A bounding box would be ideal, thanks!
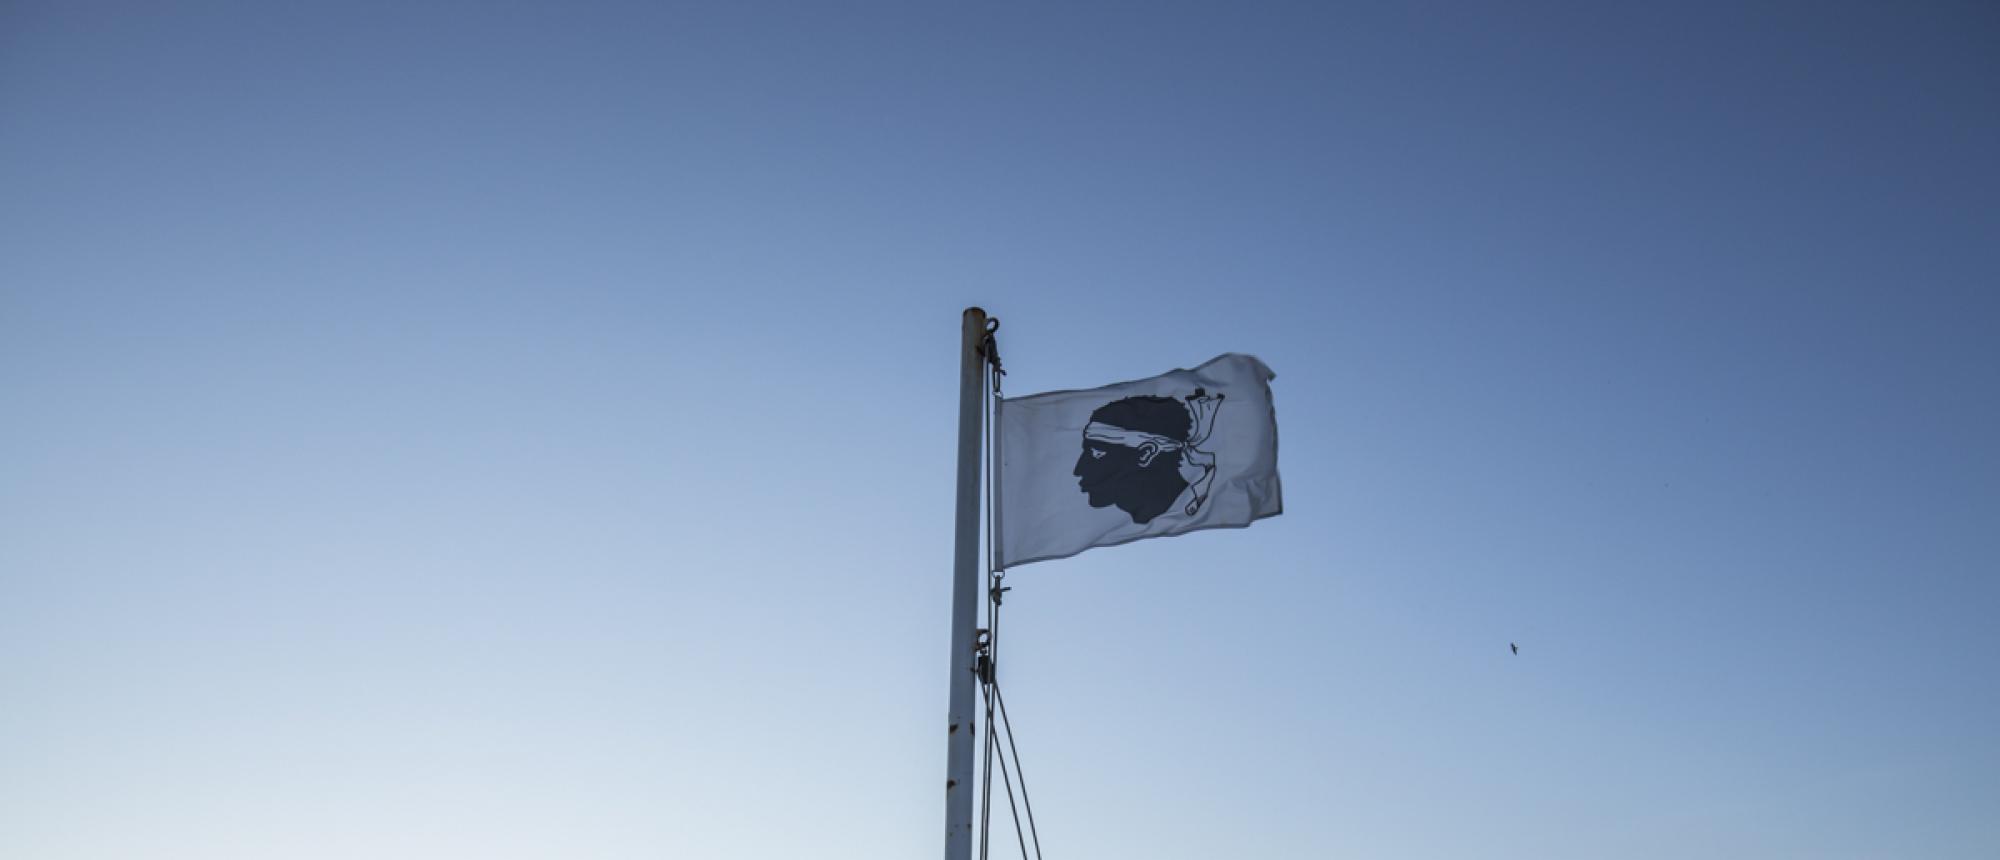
[996,354,1282,567]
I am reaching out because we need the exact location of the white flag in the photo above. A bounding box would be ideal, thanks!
[997,353,1281,568]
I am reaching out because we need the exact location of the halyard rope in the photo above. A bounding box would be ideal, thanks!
[978,319,1042,860]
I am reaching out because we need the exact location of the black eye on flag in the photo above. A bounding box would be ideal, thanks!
[997,354,1281,567]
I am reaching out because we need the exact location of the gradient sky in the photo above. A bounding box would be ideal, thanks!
[4,2,1996,858]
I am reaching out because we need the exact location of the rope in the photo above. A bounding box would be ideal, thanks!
[979,353,997,860]
[976,316,1044,860]
[989,682,1030,859]
[994,683,1043,859]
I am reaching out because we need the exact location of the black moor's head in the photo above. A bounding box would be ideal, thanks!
[1074,395,1194,525]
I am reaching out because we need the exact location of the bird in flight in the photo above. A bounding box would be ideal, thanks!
[1510,642,1518,655]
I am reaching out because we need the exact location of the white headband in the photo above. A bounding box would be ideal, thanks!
[1082,422,1183,451]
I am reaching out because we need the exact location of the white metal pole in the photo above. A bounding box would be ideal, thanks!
[944,307,987,860]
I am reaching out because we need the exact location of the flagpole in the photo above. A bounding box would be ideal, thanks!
[944,306,987,860]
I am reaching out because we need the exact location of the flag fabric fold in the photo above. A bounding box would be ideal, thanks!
[996,353,1282,568]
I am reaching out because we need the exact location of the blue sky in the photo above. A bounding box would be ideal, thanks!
[3,2,1996,857]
